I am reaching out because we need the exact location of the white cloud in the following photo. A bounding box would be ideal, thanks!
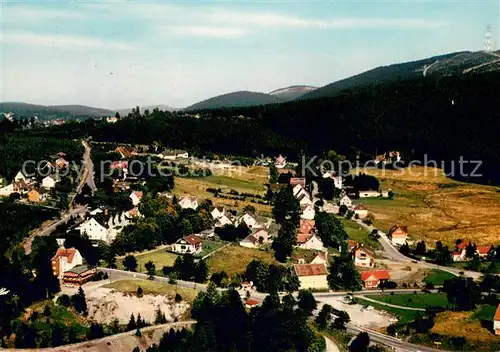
[166,25,248,38]
[1,32,132,50]
[2,5,85,21]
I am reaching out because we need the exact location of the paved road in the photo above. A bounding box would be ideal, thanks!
[23,205,87,254]
[76,140,96,195]
[358,296,426,312]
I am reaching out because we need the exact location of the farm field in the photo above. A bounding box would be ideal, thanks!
[354,166,500,246]
[424,269,456,286]
[104,279,198,302]
[367,293,449,309]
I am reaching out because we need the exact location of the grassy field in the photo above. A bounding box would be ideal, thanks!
[353,166,500,246]
[431,311,500,347]
[26,300,88,337]
[117,248,178,273]
[368,293,449,309]
[203,175,265,191]
[424,269,456,286]
[198,240,226,257]
[104,279,198,302]
[207,244,278,277]
[474,305,498,321]
[341,218,381,250]
[356,297,421,324]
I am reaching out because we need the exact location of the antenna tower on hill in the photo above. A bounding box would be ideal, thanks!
[485,25,493,52]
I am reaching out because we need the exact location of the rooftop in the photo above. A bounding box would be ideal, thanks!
[293,263,328,276]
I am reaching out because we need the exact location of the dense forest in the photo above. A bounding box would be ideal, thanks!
[28,72,500,184]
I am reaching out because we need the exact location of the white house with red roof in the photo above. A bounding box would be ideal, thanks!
[51,248,83,279]
[296,233,325,251]
[494,304,500,335]
[293,263,328,290]
[129,191,143,206]
[290,177,306,188]
[360,270,391,288]
[351,245,375,268]
[172,234,203,254]
[388,225,408,246]
[476,245,494,259]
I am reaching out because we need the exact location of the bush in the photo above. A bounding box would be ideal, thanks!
[57,294,71,307]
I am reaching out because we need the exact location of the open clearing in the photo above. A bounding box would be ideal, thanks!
[367,293,449,309]
[117,248,178,273]
[341,218,381,249]
[355,166,500,245]
[104,279,197,302]
[424,269,456,286]
[431,311,500,347]
[207,244,278,277]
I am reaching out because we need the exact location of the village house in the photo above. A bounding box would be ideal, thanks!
[14,170,29,182]
[55,157,69,168]
[323,203,340,214]
[172,234,203,254]
[0,183,15,197]
[300,204,315,220]
[359,190,380,198]
[62,265,96,286]
[126,207,141,218]
[494,304,500,335]
[13,180,30,195]
[244,298,261,309]
[388,225,408,246]
[353,204,368,219]
[179,195,199,210]
[129,191,143,206]
[310,251,328,265]
[239,228,271,248]
[351,245,375,268]
[453,242,494,261]
[237,212,262,229]
[27,188,48,203]
[211,206,226,219]
[293,184,310,199]
[42,175,59,189]
[297,193,313,206]
[275,154,287,169]
[360,270,391,289]
[296,233,325,251]
[51,248,84,279]
[76,217,108,242]
[293,263,329,290]
[215,213,234,228]
[339,195,352,208]
[340,239,360,253]
[290,177,306,188]
[476,245,494,259]
[299,219,315,234]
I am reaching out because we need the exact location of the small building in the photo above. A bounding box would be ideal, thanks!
[42,175,59,189]
[172,235,203,254]
[293,184,310,200]
[215,214,234,228]
[77,218,108,242]
[296,233,325,251]
[275,154,287,169]
[388,225,408,246]
[477,245,493,259]
[129,191,143,206]
[300,204,315,220]
[299,219,315,234]
[339,195,352,208]
[360,270,391,289]
[244,298,261,309]
[359,190,380,198]
[27,188,48,203]
[237,212,261,229]
[353,204,368,219]
[293,264,329,290]
[211,206,226,219]
[290,177,306,188]
[351,245,375,268]
[494,304,500,335]
[310,251,328,265]
[179,196,199,210]
[14,170,28,182]
[51,248,83,279]
[239,229,270,248]
[62,265,96,286]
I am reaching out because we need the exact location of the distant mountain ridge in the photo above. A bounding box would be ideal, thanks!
[269,85,317,101]
[185,91,285,111]
[0,102,114,120]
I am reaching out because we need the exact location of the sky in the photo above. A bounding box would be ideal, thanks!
[1,0,499,109]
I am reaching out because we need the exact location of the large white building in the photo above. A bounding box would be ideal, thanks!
[51,248,84,279]
[293,264,328,290]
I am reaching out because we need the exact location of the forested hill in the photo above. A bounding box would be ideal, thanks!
[300,50,500,100]
[30,71,500,184]
[0,102,114,120]
[185,91,285,110]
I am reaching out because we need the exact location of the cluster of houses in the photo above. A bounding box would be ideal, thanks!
[452,240,496,262]
[0,154,70,203]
